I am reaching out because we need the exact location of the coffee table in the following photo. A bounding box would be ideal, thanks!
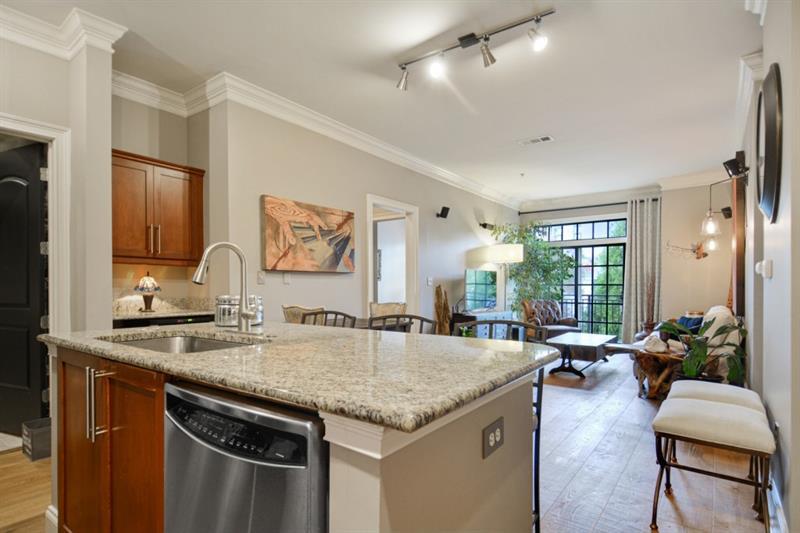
[547,332,618,378]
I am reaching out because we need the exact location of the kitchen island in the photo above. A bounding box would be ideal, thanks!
[40,322,559,532]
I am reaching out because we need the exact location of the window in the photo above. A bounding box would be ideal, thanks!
[538,219,627,337]
[465,269,497,310]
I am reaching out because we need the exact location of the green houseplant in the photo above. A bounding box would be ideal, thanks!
[491,222,575,315]
[658,319,747,385]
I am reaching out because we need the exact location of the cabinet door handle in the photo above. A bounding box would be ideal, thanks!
[149,224,154,255]
[156,224,162,255]
[85,366,92,440]
[88,369,115,442]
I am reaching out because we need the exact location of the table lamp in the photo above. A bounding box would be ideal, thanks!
[134,271,161,312]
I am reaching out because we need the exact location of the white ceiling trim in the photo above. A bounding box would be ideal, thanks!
[183,71,520,209]
[658,168,728,191]
[112,70,188,117]
[734,51,764,146]
[0,5,127,60]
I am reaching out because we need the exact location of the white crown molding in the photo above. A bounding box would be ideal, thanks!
[0,5,126,60]
[744,0,768,26]
[112,70,188,117]
[658,168,727,191]
[518,185,660,213]
[735,51,764,147]
[183,71,520,210]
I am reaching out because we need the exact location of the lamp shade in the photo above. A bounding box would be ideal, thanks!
[470,244,524,265]
[134,271,161,293]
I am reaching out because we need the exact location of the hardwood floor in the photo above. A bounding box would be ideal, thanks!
[539,353,766,533]
[0,450,50,533]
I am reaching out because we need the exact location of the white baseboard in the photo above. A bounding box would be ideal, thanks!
[768,475,789,532]
[44,505,57,533]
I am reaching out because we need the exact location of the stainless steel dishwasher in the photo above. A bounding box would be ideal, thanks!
[164,383,328,533]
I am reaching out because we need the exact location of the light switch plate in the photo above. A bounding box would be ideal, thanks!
[426,276,433,287]
[283,272,291,285]
[257,271,267,285]
[482,417,504,459]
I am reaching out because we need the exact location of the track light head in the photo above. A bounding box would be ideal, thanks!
[528,23,549,52]
[480,37,496,68]
[396,66,408,91]
[429,55,446,79]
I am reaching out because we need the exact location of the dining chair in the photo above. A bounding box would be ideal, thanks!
[369,301,407,317]
[282,305,324,324]
[301,310,356,328]
[451,319,544,533]
[367,314,436,334]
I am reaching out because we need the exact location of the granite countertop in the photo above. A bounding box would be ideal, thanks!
[113,309,215,320]
[39,322,559,432]
[112,296,214,320]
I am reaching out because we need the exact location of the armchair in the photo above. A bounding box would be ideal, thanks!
[522,299,581,341]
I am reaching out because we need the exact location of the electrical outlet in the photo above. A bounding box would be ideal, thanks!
[257,271,267,285]
[482,417,504,459]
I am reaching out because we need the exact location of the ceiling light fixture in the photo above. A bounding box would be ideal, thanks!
[528,23,549,52]
[480,37,496,68]
[394,8,555,90]
[429,55,446,79]
[396,66,408,91]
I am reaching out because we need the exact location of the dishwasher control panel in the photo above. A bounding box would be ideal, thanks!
[168,398,307,466]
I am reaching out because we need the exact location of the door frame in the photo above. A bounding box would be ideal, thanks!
[0,112,71,333]
[365,194,419,316]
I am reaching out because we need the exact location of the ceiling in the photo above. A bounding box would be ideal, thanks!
[6,1,763,204]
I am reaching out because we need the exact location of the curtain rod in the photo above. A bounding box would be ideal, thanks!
[518,198,659,216]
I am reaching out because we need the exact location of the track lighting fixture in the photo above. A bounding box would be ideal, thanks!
[480,37,496,68]
[394,8,555,90]
[429,55,446,79]
[528,22,548,52]
[396,66,408,91]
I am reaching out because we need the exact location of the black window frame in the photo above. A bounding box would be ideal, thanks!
[464,269,498,311]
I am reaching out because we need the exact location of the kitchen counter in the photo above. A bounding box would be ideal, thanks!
[40,322,558,432]
[112,309,214,320]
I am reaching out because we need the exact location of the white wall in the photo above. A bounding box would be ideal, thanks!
[198,100,517,321]
[111,95,188,164]
[660,185,733,318]
[376,218,406,303]
[749,1,798,526]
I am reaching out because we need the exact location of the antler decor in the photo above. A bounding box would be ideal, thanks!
[665,241,708,260]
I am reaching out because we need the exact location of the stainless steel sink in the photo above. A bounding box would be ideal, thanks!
[117,335,249,353]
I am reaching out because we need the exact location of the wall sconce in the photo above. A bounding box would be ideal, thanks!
[479,222,495,230]
[436,206,450,219]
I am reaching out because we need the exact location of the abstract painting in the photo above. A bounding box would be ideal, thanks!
[262,195,355,272]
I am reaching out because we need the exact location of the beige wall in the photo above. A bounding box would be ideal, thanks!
[199,100,517,321]
[660,185,733,318]
[111,95,188,164]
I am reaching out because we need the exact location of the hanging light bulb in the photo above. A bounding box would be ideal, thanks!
[480,37,496,68]
[700,211,721,236]
[528,22,549,52]
[396,66,408,91]
[705,236,719,252]
[429,55,446,79]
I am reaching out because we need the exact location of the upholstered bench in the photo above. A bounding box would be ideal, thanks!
[650,384,775,532]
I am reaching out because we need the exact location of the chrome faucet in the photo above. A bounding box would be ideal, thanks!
[192,242,256,333]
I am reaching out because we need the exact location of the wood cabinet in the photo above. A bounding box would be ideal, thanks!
[58,349,165,533]
[112,150,204,266]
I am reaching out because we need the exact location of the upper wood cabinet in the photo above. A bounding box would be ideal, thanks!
[112,150,204,266]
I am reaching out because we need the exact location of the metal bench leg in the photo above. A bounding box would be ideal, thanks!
[664,439,674,496]
[753,456,761,512]
[760,457,771,531]
[748,455,755,480]
[651,435,666,531]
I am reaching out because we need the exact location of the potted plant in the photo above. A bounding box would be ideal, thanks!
[491,223,575,315]
[658,318,747,385]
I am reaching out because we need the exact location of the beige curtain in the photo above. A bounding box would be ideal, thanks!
[622,197,661,342]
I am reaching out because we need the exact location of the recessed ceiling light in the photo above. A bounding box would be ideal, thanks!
[517,135,554,146]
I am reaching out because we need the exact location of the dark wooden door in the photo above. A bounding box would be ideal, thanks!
[58,349,106,533]
[153,166,193,261]
[105,359,165,533]
[0,142,47,434]
[112,156,154,259]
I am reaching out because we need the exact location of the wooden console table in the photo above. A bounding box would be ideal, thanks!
[605,343,685,399]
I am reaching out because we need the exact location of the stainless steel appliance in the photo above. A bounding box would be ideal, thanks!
[164,383,328,533]
[215,295,264,327]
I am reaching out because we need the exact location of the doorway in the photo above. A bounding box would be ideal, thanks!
[0,134,48,436]
[366,195,419,316]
